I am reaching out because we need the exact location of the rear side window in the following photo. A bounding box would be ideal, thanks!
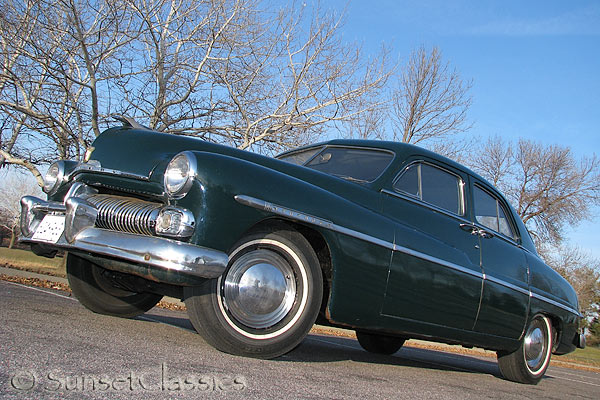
[473,185,517,240]
[393,162,464,215]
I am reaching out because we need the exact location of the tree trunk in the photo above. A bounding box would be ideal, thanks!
[9,226,17,249]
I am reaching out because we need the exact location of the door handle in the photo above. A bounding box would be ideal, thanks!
[459,223,478,235]
[477,229,495,239]
[460,223,495,239]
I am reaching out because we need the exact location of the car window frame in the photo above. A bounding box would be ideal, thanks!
[472,182,521,244]
[390,160,467,218]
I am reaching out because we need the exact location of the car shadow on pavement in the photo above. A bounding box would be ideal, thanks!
[283,333,503,379]
[135,310,504,380]
[135,309,196,332]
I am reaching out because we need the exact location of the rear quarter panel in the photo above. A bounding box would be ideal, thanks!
[525,252,580,354]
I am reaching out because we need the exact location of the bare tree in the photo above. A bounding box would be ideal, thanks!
[0,171,43,247]
[471,137,600,247]
[0,0,56,182]
[215,3,390,152]
[391,45,472,146]
[337,75,389,141]
[340,103,388,140]
[0,0,135,182]
[544,246,600,321]
[60,0,138,139]
[117,0,390,152]
[1,0,391,177]
[114,0,240,134]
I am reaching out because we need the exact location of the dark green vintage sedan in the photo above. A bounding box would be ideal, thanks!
[20,120,584,384]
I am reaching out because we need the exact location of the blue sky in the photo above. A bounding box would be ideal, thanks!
[2,1,598,258]
[324,0,600,258]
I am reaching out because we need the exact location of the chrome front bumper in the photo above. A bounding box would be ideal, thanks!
[19,195,228,281]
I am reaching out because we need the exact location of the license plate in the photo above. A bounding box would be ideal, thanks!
[32,215,65,244]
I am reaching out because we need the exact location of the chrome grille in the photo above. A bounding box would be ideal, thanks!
[86,194,162,236]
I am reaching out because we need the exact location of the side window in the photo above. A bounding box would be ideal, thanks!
[393,162,463,215]
[393,163,419,197]
[473,186,517,240]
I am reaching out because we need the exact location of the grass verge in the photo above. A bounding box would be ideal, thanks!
[0,247,66,277]
[561,346,600,367]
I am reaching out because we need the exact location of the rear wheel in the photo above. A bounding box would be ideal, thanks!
[497,315,553,384]
[356,331,406,355]
[67,253,163,318]
[184,226,323,359]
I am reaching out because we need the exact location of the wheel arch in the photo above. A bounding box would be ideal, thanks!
[542,313,564,353]
[235,217,334,320]
[528,297,577,354]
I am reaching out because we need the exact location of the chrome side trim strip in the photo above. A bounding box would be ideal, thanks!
[485,274,530,297]
[530,291,582,317]
[235,194,480,278]
[392,242,483,279]
[234,195,394,251]
[235,194,581,317]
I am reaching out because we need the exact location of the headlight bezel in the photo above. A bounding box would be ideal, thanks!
[43,161,66,195]
[164,151,197,199]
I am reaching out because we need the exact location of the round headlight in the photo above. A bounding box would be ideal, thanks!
[164,152,196,198]
[43,161,65,195]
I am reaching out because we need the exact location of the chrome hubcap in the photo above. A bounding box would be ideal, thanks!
[223,249,296,329]
[524,324,546,371]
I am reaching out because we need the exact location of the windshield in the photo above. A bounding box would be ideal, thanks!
[278,146,394,183]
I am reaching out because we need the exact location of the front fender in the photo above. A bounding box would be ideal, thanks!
[175,151,395,253]
[170,151,396,326]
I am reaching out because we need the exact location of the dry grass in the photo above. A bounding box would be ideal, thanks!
[0,248,66,277]
[0,273,187,312]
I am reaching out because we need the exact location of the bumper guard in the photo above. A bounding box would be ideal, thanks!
[20,195,228,281]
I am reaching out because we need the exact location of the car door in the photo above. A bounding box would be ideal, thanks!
[469,182,529,339]
[380,160,483,331]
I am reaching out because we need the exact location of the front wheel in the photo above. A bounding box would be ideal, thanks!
[184,227,323,359]
[67,253,163,318]
[497,315,553,384]
[356,331,406,355]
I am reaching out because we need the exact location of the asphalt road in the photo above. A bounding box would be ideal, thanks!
[1,280,599,399]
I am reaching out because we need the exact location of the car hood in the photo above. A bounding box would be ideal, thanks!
[89,127,379,204]
[89,127,237,178]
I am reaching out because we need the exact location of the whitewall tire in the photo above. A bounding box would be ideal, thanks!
[184,226,323,359]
